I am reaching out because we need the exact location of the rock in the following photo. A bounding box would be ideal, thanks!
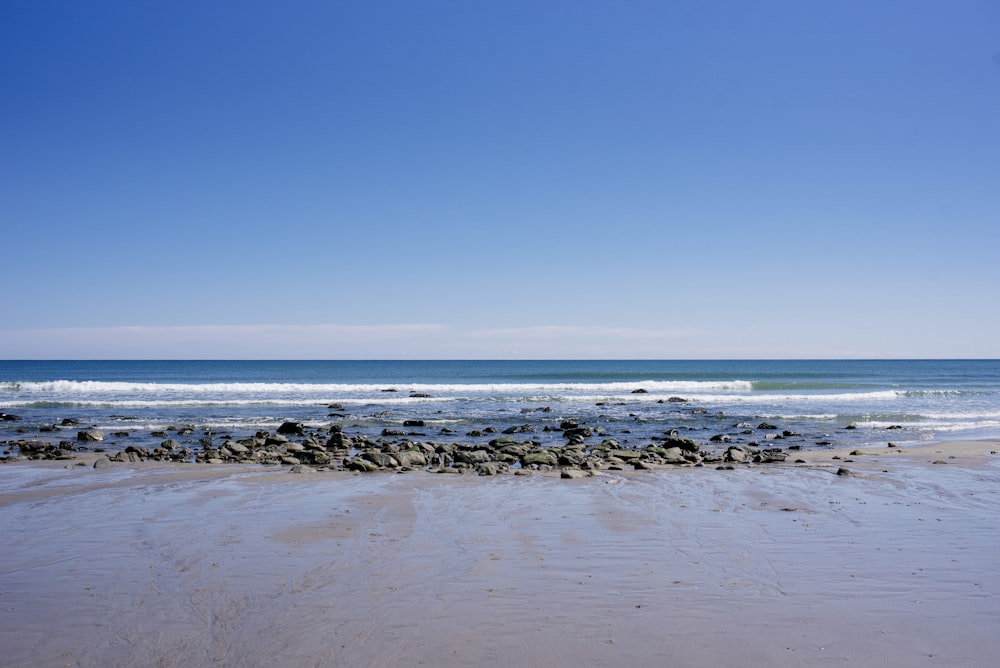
[656,447,688,465]
[563,427,592,440]
[92,457,111,469]
[756,448,787,463]
[363,452,400,468]
[662,431,700,452]
[561,469,587,479]
[477,462,500,476]
[289,464,314,474]
[348,458,378,472]
[409,392,432,398]
[709,434,731,443]
[607,449,642,461]
[724,446,752,463]
[836,467,854,476]
[757,422,778,430]
[0,413,21,422]
[160,439,182,450]
[277,422,306,435]
[522,451,558,467]
[502,424,536,434]
[631,388,648,394]
[327,432,353,449]
[77,429,105,442]
[60,418,80,426]
[453,450,490,465]
[403,420,426,427]
[395,450,427,468]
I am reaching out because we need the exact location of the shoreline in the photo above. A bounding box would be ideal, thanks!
[2,440,998,667]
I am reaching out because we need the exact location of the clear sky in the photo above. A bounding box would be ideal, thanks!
[2,0,998,359]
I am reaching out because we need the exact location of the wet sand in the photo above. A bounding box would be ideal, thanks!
[1,441,998,667]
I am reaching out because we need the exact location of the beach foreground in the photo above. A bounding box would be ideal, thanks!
[2,442,998,667]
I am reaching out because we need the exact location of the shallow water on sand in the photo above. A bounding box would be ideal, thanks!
[1,456,998,667]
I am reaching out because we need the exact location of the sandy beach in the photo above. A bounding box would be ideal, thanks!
[2,441,998,667]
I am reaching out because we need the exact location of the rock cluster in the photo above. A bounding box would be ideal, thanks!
[2,418,808,474]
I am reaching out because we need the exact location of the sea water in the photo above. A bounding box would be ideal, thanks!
[2,360,999,454]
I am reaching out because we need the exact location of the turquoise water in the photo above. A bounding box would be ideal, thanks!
[2,359,999,453]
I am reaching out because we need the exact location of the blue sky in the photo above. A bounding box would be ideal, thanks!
[2,0,998,359]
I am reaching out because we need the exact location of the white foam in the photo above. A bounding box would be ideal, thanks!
[1,379,755,395]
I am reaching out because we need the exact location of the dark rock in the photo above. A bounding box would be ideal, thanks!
[403,420,426,427]
[0,413,21,422]
[522,451,558,467]
[409,392,432,398]
[382,428,406,437]
[724,447,748,463]
[277,421,306,435]
[662,431,700,452]
[666,397,688,403]
[477,462,501,476]
[77,429,105,442]
[60,418,80,426]
[348,458,378,472]
[453,450,490,465]
[757,422,778,430]
[709,434,731,443]
[631,388,648,394]
[327,432,353,449]
[836,467,854,476]
[395,450,427,468]
[92,457,111,469]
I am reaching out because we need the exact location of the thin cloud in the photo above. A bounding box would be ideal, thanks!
[468,326,701,340]
[0,324,451,359]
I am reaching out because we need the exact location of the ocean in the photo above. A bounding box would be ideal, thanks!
[2,359,999,457]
